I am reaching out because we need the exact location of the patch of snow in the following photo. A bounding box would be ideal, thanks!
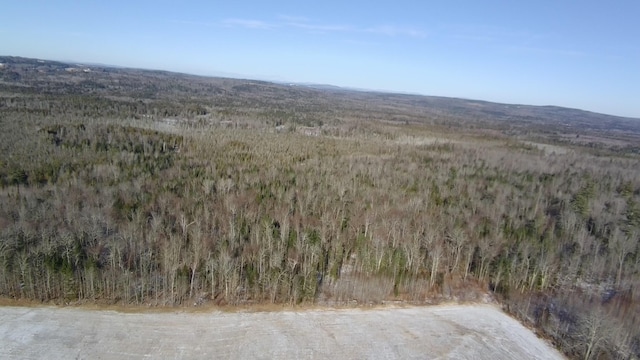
[0,304,564,359]
[522,141,568,155]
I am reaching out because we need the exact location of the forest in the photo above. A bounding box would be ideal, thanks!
[1,56,639,359]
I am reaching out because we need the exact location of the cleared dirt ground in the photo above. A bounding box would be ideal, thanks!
[0,304,564,359]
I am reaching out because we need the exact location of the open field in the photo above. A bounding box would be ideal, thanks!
[0,304,563,359]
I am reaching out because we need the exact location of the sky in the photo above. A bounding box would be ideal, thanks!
[1,0,639,118]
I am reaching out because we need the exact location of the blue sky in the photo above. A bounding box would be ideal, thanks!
[1,1,639,118]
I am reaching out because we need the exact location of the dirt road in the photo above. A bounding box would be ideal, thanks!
[0,304,563,359]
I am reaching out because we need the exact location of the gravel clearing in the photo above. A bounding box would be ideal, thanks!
[0,304,564,359]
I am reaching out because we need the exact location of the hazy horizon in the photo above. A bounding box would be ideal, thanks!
[1,0,638,118]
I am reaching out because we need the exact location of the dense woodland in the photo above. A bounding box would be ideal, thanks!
[1,57,640,359]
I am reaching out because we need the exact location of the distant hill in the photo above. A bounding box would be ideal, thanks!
[1,55,638,136]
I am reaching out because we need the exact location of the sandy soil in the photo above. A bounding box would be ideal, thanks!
[0,304,564,359]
